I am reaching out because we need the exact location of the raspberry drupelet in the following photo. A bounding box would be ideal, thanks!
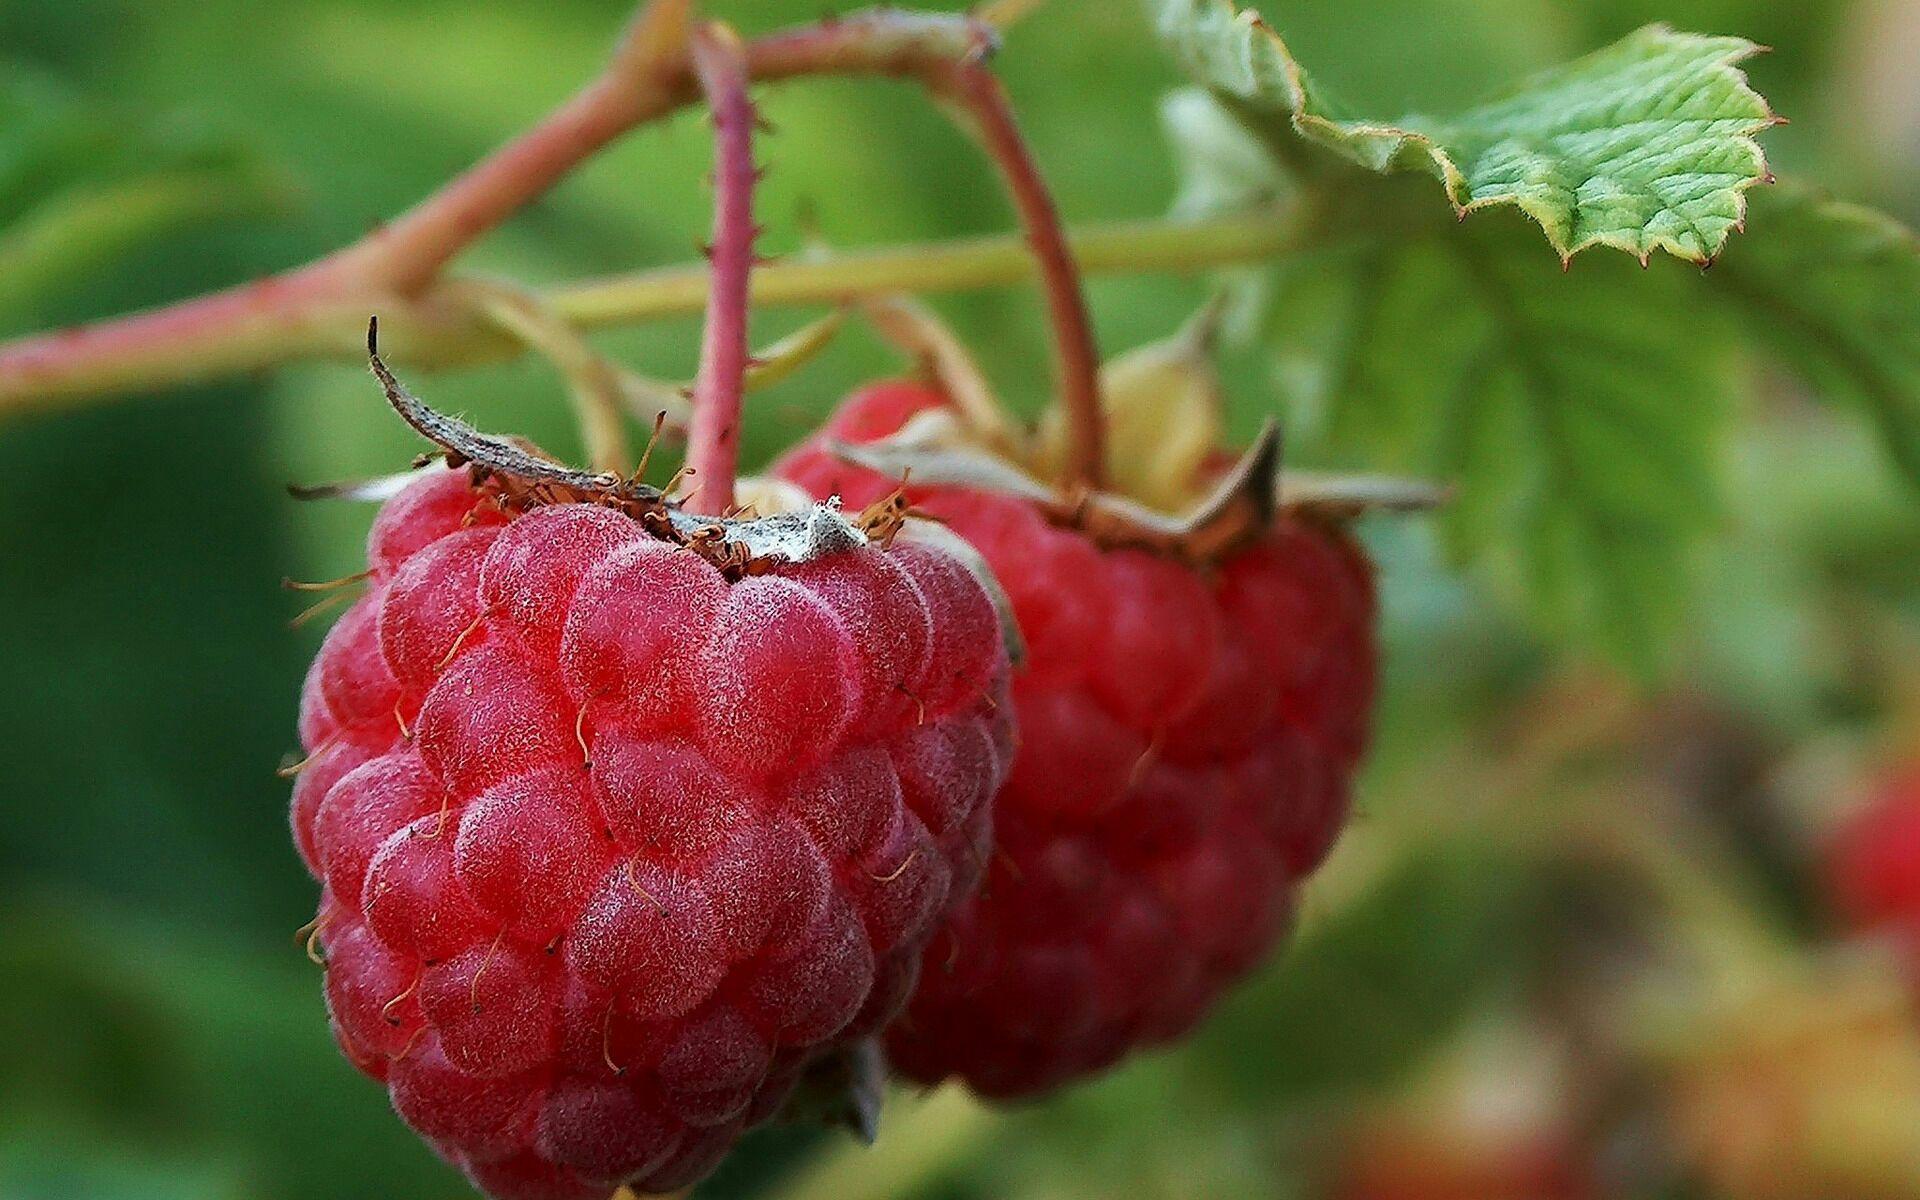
[779,377,1378,1098]
[295,464,1011,1198]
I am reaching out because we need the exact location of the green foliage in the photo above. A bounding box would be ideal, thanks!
[1195,843,1546,1108]
[1152,0,1920,670]
[1257,203,1739,668]
[1168,95,1743,666]
[0,903,464,1200]
[1710,183,1920,486]
[0,69,291,323]
[1150,0,1777,263]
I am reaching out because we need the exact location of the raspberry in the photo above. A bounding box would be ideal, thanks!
[1826,765,1920,970]
[778,380,1377,1097]
[292,469,1011,1198]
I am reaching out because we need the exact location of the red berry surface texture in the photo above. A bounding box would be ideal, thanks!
[779,380,1379,1098]
[292,467,1012,1199]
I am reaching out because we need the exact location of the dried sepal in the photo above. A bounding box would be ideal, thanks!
[368,321,885,578]
[370,321,660,508]
[1278,472,1453,518]
[1070,419,1280,561]
[830,409,1058,505]
[777,1038,889,1145]
[836,411,1282,564]
[289,463,441,503]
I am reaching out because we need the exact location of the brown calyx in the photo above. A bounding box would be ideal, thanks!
[363,322,892,579]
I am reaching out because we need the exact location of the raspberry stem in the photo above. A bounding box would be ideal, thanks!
[926,58,1107,491]
[318,0,696,296]
[0,4,1306,426]
[685,23,759,516]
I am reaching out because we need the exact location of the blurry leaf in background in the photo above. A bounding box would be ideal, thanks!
[1193,842,1547,1109]
[1260,202,1738,673]
[0,1125,248,1200]
[0,66,295,325]
[0,901,464,1200]
[0,36,418,1196]
[1167,87,1742,669]
[1709,182,1920,485]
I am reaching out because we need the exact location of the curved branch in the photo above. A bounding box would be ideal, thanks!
[0,5,982,418]
[320,0,695,294]
[926,57,1107,490]
[0,212,1306,417]
[0,3,1194,440]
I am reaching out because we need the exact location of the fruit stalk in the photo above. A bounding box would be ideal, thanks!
[927,58,1107,491]
[685,23,759,516]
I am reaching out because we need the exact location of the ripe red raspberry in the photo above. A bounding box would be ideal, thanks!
[1826,765,1920,970]
[293,466,1011,1199]
[778,380,1377,1098]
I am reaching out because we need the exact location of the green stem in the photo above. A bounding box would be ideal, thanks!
[0,210,1305,418]
[551,210,1297,327]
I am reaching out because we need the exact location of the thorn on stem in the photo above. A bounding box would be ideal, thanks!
[684,21,760,517]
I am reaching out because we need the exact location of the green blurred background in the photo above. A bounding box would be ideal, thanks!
[2,1,1917,1197]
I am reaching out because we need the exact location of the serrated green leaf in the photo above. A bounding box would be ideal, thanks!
[1710,182,1920,488]
[1165,81,1766,669]
[1150,0,1779,263]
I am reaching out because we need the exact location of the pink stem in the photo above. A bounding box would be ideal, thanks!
[932,58,1106,491]
[321,0,694,294]
[0,8,1003,419]
[683,24,759,517]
